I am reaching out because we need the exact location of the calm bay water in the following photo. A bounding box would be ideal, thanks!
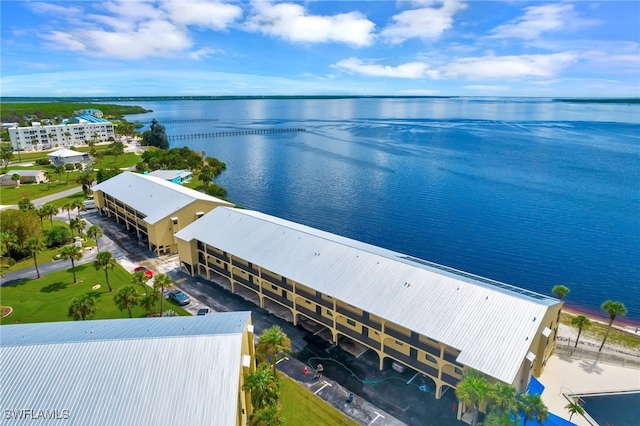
[123,98,640,321]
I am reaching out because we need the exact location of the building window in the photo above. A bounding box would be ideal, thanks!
[455,368,463,375]
[346,319,356,327]
[271,285,278,291]
[171,217,178,225]
[426,354,437,363]
[326,310,332,316]
[395,340,404,346]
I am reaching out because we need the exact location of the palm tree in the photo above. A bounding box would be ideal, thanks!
[68,293,97,320]
[40,204,59,228]
[24,237,44,279]
[72,199,85,218]
[44,170,53,188]
[60,244,83,283]
[244,363,280,410]
[63,201,74,222]
[36,206,48,226]
[489,382,519,421]
[249,405,283,426]
[565,400,584,422]
[86,225,103,251]
[456,370,490,426]
[18,197,35,211]
[257,326,292,376]
[153,273,172,315]
[483,411,516,426]
[64,163,75,184]
[140,291,159,316]
[73,217,87,237]
[551,285,570,301]
[54,165,65,182]
[0,231,18,258]
[11,173,20,187]
[94,251,116,292]
[571,315,591,348]
[518,394,548,426]
[599,300,627,352]
[114,285,139,318]
[199,165,214,190]
[131,271,150,295]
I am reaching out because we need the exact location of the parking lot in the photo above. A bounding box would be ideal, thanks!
[92,212,463,426]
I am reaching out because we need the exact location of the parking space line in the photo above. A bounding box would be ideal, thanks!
[367,411,385,426]
[356,347,369,358]
[313,381,332,395]
[407,372,419,385]
[275,357,289,365]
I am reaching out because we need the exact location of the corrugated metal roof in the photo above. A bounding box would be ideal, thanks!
[1,312,251,426]
[176,208,560,384]
[91,172,233,224]
[2,170,44,177]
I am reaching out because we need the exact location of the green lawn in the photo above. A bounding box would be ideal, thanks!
[0,262,190,324]
[279,376,359,426]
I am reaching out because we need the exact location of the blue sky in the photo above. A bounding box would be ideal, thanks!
[1,1,638,97]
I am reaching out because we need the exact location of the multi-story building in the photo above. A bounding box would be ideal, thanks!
[92,172,234,255]
[8,115,114,152]
[1,312,256,426]
[175,207,562,405]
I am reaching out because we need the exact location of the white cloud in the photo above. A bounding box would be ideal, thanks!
[244,1,375,47]
[103,1,165,21]
[42,31,87,52]
[27,2,82,15]
[381,0,466,44]
[162,0,242,30]
[333,58,439,79]
[490,3,599,40]
[186,47,224,60]
[442,52,578,80]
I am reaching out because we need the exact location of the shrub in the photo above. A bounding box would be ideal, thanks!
[35,158,51,165]
[205,183,227,198]
[44,226,71,248]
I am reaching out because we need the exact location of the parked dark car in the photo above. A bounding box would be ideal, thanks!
[197,308,210,316]
[168,290,190,306]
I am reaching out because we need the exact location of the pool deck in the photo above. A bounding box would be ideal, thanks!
[539,354,640,425]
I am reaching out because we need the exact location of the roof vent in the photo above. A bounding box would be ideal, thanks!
[526,352,536,363]
[542,327,552,337]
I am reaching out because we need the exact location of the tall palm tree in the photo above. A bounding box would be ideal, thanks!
[64,163,75,184]
[44,170,53,188]
[131,271,150,295]
[86,225,103,251]
[244,363,280,410]
[153,273,172,315]
[94,251,116,292]
[54,165,65,182]
[551,285,570,301]
[489,382,519,421]
[24,237,44,279]
[114,285,139,318]
[73,217,87,238]
[72,199,85,218]
[40,204,59,228]
[571,315,591,348]
[518,394,548,426]
[257,326,292,376]
[199,165,214,190]
[63,201,74,222]
[599,300,627,352]
[456,369,490,426]
[68,293,97,320]
[565,401,585,422]
[11,173,20,187]
[60,244,83,283]
[36,207,48,226]
[140,291,159,316]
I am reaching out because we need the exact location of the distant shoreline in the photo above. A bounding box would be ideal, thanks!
[1,95,457,103]
[553,98,640,104]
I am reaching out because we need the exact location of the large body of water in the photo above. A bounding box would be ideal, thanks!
[123,98,640,322]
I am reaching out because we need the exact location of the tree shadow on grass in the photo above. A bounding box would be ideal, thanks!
[41,281,68,293]
[2,278,30,288]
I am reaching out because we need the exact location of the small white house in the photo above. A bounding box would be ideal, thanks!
[47,148,92,167]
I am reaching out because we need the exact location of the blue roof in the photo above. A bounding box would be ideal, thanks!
[67,113,109,123]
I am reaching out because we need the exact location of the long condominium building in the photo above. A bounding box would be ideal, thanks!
[92,172,234,255]
[9,115,114,152]
[1,312,256,426]
[175,207,562,401]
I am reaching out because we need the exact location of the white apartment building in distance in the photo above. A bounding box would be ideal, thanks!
[8,113,115,152]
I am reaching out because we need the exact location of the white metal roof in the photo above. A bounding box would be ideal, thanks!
[176,207,560,384]
[47,148,85,158]
[148,169,193,180]
[2,170,44,177]
[1,312,251,426]
[92,171,233,224]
